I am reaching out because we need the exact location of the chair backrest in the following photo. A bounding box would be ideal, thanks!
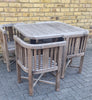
[14,35,66,74]
[0,24,15,42]
[0,23,25,42]
[66,35,88,57]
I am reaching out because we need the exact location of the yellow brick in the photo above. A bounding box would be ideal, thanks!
[45,4,55,7]
[54,4,64,8]
[79,8,87,12]
[9,3,21,7]
[0,17,4,21]
[29,8,40,12]
[80,0,87,3]
[87,8,92,12]
[5,17,17,21]
[18,17,29,21]
[64,12,74,16]
[64,4,70,7]
[85,16,91,19]
[71,0,80,3]
[87,0,92,3]
[21,8,28,12]
[19,0,29,2]
[51,0,58,2]
[70,8,78,11]
[0,3,8,7]
[0,8,3,12]
[30,17,39,20]
[54,13,64,16]
[51,8,60,12]
[39,17,50,21]
[81,12,89,15]
[70,4,80,7]
[41,0,51,3]
[62,0,70,3]
[33,4,44,7]
[34,13,44,16]
[63,20,77,24]
[77,16,85,19]
[61,8,69,12]
[4,13,22,17]
[22,13,31,17]
[0,22,11,25]
[30,0,40,2]
[15,13,22,17]
[74,12,82,16]
[4,8,16,12]
[45,13,54,16]
[40,8,50,12]
[22,4,33,7]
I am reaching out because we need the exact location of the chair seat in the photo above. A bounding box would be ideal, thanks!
[17,55,58,74]
[8,41,15,52]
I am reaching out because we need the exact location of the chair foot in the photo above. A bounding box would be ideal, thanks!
[7,63,11,72]
[18,80,22,83]
[78,56,84,74]
[56,88,60,91]
[29,92,33,96]
[60,75,64,79]
[78,71,82,74]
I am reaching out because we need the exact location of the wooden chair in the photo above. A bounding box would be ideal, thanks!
[61,34,88,78]
[14,35,66,96]
[0,23,24,72]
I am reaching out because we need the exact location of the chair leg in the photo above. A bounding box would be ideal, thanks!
[55,70,60,91]
[4,50,10,72]
[3,51,6,63]
[5,54,10,72]
[28,72,33,96]
[78,56,84,73]
[69,58,72,66]
[6,61,10,72]
[16,64,21,83]
[61,58,66,79]
[61,63,65,79]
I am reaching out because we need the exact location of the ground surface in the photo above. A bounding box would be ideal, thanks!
[0,43,92,100]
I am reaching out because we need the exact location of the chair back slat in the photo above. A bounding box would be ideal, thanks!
[71,38,75,54]
[74,37,80,54]
[34,49,37,70]
[43,48,49,69]
[54,47,58,67]
[24,48,28,68]
[38,49,41,69]
[67,35,88,56]
[50,48,53,67]
[83,36,88,51]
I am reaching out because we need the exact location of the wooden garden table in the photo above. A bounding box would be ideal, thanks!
[14,21,89,78]
[14,21,88,41]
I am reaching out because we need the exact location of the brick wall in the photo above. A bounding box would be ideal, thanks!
[0,0,92,34]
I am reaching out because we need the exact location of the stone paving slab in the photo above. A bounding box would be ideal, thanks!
[0,44,92,100]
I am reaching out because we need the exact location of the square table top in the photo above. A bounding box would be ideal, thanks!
[14,21,89,40]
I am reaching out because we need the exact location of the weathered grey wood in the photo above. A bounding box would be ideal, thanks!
[0,23,24,72]
[21,76,55,85]
[61,37,69,79]
[33,73,43,87]
[28,49,33,96]
[61,35,88,78]
[78,56,84,73]
[56,46,62,91]
[14,21,89,40]
[14,35,66,96]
